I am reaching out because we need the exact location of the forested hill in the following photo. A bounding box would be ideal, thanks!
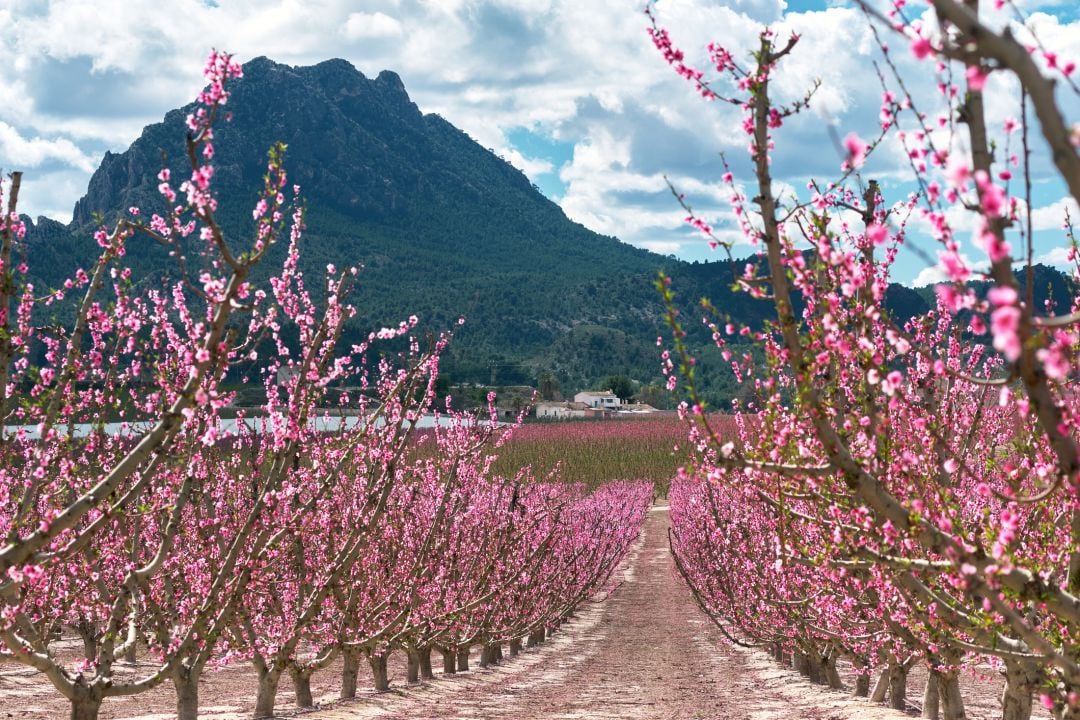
[16,56,1065,404]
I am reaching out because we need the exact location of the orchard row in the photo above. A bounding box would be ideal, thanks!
[651,2,1080,720]
[0,54,650,720]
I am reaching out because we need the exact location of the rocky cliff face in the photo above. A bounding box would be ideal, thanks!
[70,57,544,229]
[33,57,694,390]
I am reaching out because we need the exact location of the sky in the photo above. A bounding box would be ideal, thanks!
[1,0,1078,286]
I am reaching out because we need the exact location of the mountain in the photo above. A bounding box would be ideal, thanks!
[22,57,785,404]
[27,56,1062,406]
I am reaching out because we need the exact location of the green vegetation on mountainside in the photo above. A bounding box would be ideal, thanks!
[19,56,1071,407]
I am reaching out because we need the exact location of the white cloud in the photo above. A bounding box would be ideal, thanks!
[498,147,554,178]
[15,168,92,223]
[911,253,984,287]
[0,121,96,172]
[638,240,683,255]
[2,0,1077,289]
[1034,246,1074,267]
[1030,197,1080,231]
[344,12,403,39]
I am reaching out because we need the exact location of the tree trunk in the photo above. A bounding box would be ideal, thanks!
[509,638,522,657]
[369,652,390,692]
[456,646,470,672]
[69,693,103,720]
[419,646,434,680]
[793,650,810,677]
[253,664,284,719]
[480,643,499,668]
[870,668,889,703]
[77,622,98,661]
[122,618,139,664]
[441,647,457,675]
[174,665,202,720]
[1001,660,1038,720]
[852,657,870,697]
[939,669,966,720]
[495,644,503,662]
[406,650,421,684]
[340,647,362,699]
[291,666,315,708]
[806,652,824,685]
[527,628,545,646]
[888,660,909,711]
[923,672,941,720]
[823,652,843,690]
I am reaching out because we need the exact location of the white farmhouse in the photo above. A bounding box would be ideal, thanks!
[573,390,622,409]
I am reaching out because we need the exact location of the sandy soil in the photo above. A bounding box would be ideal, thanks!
[3,505,1040,719]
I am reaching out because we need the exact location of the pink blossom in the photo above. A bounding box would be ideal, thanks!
[911,34,933,60]
[844,133,868,168]
[966,64,988,91]
[991,305,1022,361]
[945,158,971,189]
[987,285,1018,307]
[867,223,889,246]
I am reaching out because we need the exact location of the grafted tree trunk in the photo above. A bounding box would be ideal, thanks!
[340,647,362,699]
[69,684,104,720]
[1002,660,1039,720]
[419,646,434,680]
[888,659,909,711]
[290,666,315,708]
[922,671,940,720]
[406,650,421,684]
[174,664,202,720]
[870,667,889,703]
[527,628,545,647]
[441,646,457,675]
[253,663,285,719]
[456,646,470,672]
[793,650,810,677]
[938,665,966,720]
[77,622,99,661]
[806,651,825,685]
[509,638,522,657]
[852,657,870,697]
[823,651,843,690]
[122,618,139,664]
[369,652,390,692]
[480,643,501,667]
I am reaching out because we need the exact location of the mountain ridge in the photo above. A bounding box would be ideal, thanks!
[26,56,1054,405]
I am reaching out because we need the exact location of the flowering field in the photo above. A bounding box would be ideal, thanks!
[490,415,704,493]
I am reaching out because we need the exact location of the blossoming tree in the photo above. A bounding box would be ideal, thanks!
[652,1,1080,718]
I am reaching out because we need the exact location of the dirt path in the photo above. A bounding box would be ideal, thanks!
[308,506,912,720]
